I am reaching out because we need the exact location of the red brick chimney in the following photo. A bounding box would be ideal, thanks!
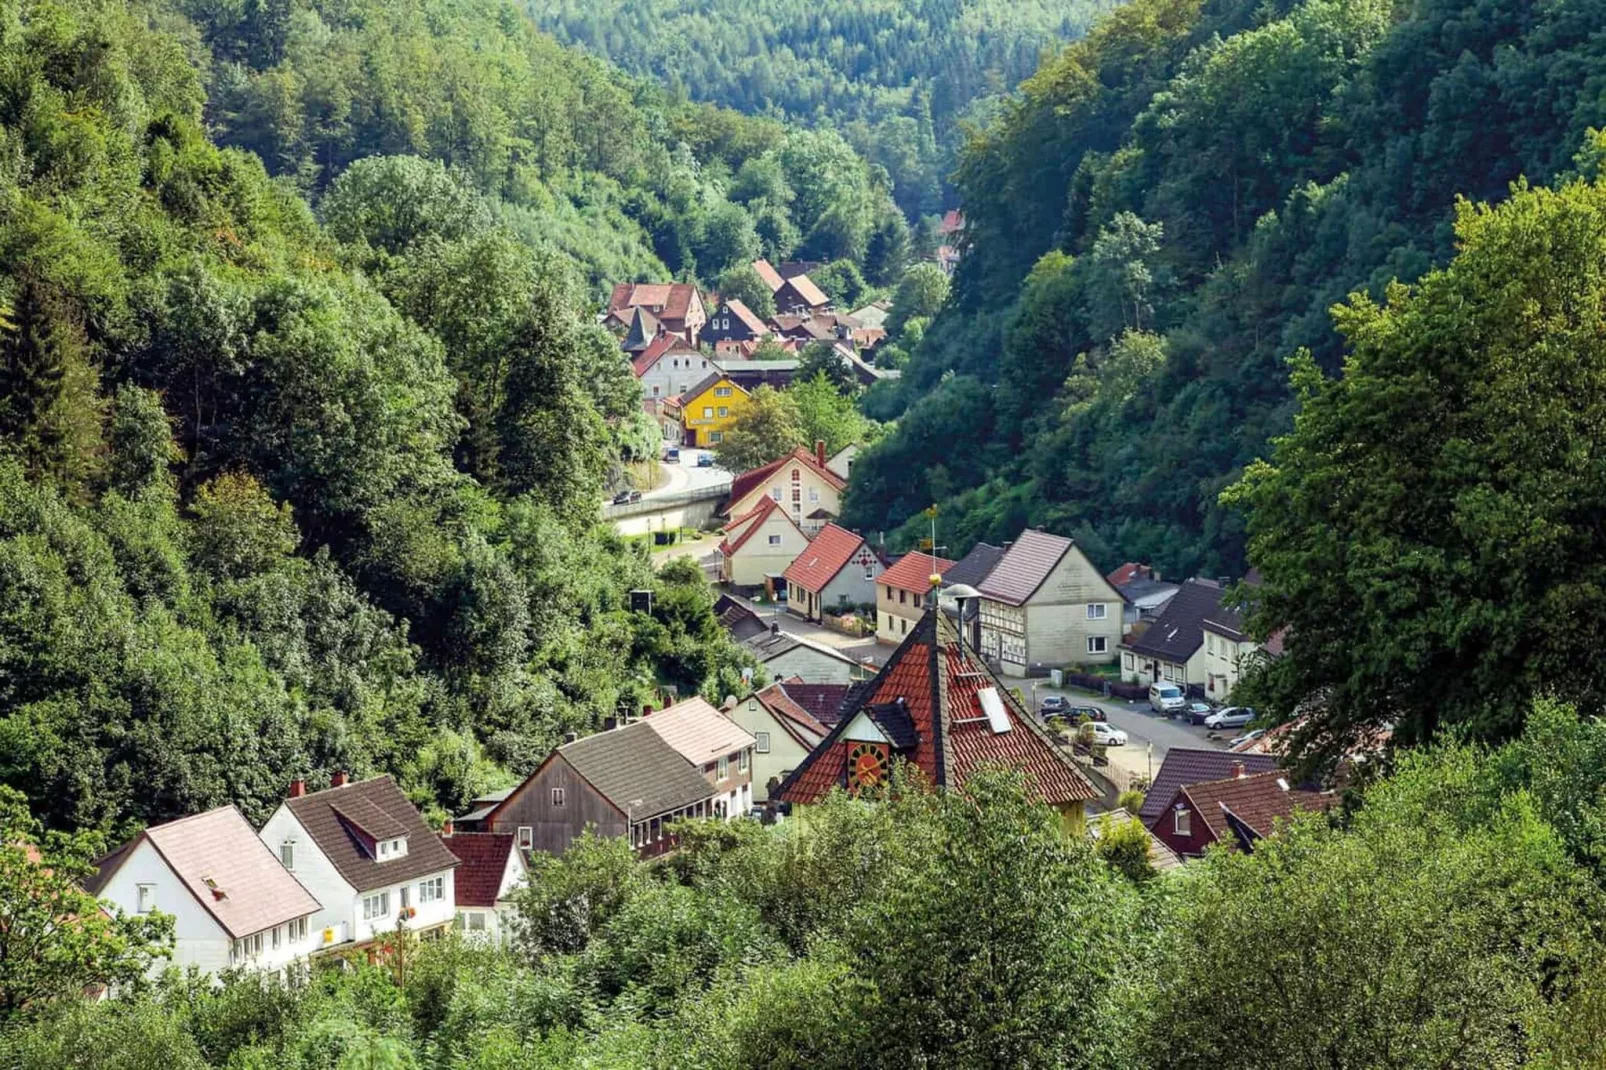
[331,770,349,788]
[641,704,653,719]
[1230,761,1246,779]
[815,439,826,467]
[289,778,305,799]
[441,819,454,838]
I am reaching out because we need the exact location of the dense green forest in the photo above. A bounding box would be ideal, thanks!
[0,0,859,835]
[843,0,1606,577]
[165,0,911,291]
[527,0,1116,220]
[13,721,1606,1067]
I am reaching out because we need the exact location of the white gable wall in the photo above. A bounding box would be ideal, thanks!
[724,512,810,587]
[638,352,714,400]
[96,839,232,976]
[259,806,356,950]
[730,696,816,801]
[1022,546,1123,667]
[762,644,859,685]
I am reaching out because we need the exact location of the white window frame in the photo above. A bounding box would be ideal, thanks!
[1087,636,1108,654]
[1086,603,1107,620]
[517,826,533,850]
[363,891,390,921]
[755,731,770,754]
[718,756,730,780]
[551,787,566,806]
[279,839,295,870]
[136,883,156,914]
[419,876,445,904]
[1174,809,1191,836]
[738,750,750,774]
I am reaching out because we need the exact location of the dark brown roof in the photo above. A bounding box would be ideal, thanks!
[285,776,459,893]
[1177,771,1335,847]
[1137,748,1281,824]
[781,682,853,725]
[1123,579,1225,662]
[977,530,1073,606]
[714,593,768,641]
[559,720,715,820]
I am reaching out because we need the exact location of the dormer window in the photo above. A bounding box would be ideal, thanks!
[376,836,408,860]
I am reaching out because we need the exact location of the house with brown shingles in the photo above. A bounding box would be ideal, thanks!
[753,258,829,315]
[975,530,1123,675]
[258,775,460,951]
[609,282,708,343]
[1150,766,1334,859]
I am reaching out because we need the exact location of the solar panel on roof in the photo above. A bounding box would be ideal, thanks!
[977,687,1012,734]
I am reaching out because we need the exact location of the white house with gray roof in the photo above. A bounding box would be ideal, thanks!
[976,530,1123,674]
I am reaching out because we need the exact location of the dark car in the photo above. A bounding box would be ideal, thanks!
[611,489,633,505]
[1038,695,1069,718]
[697,452,715,467]
[1182,700,1215,725]
[1067,705,1107,724]
[628,489,643,503]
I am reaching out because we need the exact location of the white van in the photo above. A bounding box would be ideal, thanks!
[1148,682,1186,715]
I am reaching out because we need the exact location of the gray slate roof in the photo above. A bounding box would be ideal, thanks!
[977,530,1073,606]
[1123,578,1224,663]
[1137,748,1281,824]
[559,720,715,820]
[946,542,1005,590]
[286,776,459,893]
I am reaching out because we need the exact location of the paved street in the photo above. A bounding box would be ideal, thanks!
[651,453,731,499]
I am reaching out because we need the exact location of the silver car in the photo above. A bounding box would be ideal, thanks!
[1204,706,1255,730]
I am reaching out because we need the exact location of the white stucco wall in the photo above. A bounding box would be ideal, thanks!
[762,643,860,685]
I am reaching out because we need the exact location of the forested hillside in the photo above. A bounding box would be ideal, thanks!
[527,0,1116,220]
[164,0,910,291]
[843,0,1606,576]
[0,0,863,835]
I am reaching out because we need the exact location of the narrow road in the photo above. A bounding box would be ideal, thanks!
[717,590,887,668]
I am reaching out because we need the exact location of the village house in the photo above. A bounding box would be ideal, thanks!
[455,700,752,858]
[730,682,831,801]
[677,372,751,447]
[743,625,869,685]
[608,282,707,343]
[1106,562,1179,633]
[1149,766,1334,859]
[724,443,848,535]
[718,497,810,592]
[825,444,858,481]
[634,342,714,400]
[258,774,461,950]
[701,299,769,346]
[783,522,884,622]
[876,550,954,645]
[640,697,758,819]
[1201,597,1266,700]
[86,806,322,978]
[1137,748,1282,831]
[440,831,527,944]
[975,530,1123,675]
[1120,578,1230,692]
[776,605,1099,826]
[753,258,829,315]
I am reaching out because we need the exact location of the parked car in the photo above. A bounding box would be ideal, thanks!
[662,447,681,463]
[1204,706,1256,730]
[1038,695,1069,718]
[1078,721,1129,747]
[1182,700,1214,725]
[1148,682,1186,715]
[628,489,643,503]
[611,489,633,505]
[1229,728,1266,749]
[697,452,715,467]
[1067,705,1107,724]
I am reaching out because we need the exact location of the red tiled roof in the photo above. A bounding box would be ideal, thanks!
[752,259,785,291]
[783,523,867,593]
[754,683,829,747]
[726,445,847,515]
[1107,562,1147,587]
[630,334,682,377]
[977,530,1074,606]
[940,210,964,235]
[442,832,517,908]
[1137,748,1282,824]
[880,551,955,594]
[1176,770,1335,848]
[609,282,701,324]
[777,609,1098,807]
[719,497,803,557]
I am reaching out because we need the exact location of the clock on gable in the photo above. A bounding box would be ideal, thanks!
[847,741,890,795]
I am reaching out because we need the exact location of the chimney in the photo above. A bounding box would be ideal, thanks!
[441,819,454,838]
[642,704,653,719]
[288,778,305,799]
[815,439,826,467]
[603,716,618,731]
[331,770,348,788]
[1230,761,1246,779]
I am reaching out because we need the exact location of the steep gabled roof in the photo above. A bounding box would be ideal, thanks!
[1137,748,1281,824]
[642,697,756,766]
[720,299,768,335]
[713,594,768,642]
[621,306,661,352]
[682,371,749,406]
[783,523,869,592]
[976,530,1074,606]
[88,806,321,940]
[880,551,955,595]
[718,497,803,557]
[752,683,829,747]
[782,682,854,726]
[442,832,521,908]
[285,776,459,893]
[630,334,684,377]
[1123,579,1225,662]
[752,258,786,291]
[1175,770,1334,849]
[556,721,715,821]
[785,272,829,309]
[776,609,1098,807]
[726,445,847,514]
[610,282,700,323]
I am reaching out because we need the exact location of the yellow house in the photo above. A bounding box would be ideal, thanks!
[678,372,750,447]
